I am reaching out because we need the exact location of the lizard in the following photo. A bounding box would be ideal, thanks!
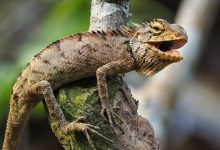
[2,19,187,150]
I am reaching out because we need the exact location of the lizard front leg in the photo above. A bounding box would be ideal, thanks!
[96,59,135,128]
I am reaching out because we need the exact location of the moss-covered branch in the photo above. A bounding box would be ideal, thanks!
[49,77,157,150]
[48,0,158,149]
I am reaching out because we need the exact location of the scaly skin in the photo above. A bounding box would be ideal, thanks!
[3,19,187,150]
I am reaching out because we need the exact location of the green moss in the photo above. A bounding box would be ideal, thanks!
[57,87,97,121]
[50,77,121,150]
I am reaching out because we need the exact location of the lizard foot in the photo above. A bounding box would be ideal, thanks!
[62,122,112,150]
[101,104,124,133]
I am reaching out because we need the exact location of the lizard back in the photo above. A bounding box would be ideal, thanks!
[13,31,133,93]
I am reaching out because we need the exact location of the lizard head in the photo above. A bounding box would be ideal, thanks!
[131,18,188,76]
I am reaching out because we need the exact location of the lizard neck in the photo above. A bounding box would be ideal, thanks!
[130,39,173,76]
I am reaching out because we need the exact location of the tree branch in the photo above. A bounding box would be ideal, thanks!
[89,0,130,31]
[49,1,158,149]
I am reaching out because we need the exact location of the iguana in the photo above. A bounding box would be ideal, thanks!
[3,19,187,150]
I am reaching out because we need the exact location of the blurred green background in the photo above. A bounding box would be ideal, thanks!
[1,0,220,150]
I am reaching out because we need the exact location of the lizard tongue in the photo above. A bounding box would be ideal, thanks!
[166,50,180,57]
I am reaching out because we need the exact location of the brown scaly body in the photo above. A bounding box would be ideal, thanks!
[3,19,187,150]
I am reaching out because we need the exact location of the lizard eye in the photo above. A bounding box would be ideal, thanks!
[149,20,165,35]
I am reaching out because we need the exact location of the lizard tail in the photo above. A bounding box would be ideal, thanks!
[2,95,32,150]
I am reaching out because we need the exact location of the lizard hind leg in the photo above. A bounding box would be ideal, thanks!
[62,121,113,150]
[35,81,112,150]
[3,80,111,150]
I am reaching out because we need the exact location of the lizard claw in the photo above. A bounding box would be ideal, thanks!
[62,122,112,150]
[101,106,113,127]
[100,104,124,133]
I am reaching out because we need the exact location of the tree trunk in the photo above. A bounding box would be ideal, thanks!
[49,1,158,149]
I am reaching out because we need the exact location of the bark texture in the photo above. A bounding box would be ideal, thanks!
[89,0,130,31]
[51,77,157,149]
[49,0,158,149]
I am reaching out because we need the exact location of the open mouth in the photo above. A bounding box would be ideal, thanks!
[147,39,187,61]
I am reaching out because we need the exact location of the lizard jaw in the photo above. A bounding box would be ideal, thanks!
[146,39,187,62]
